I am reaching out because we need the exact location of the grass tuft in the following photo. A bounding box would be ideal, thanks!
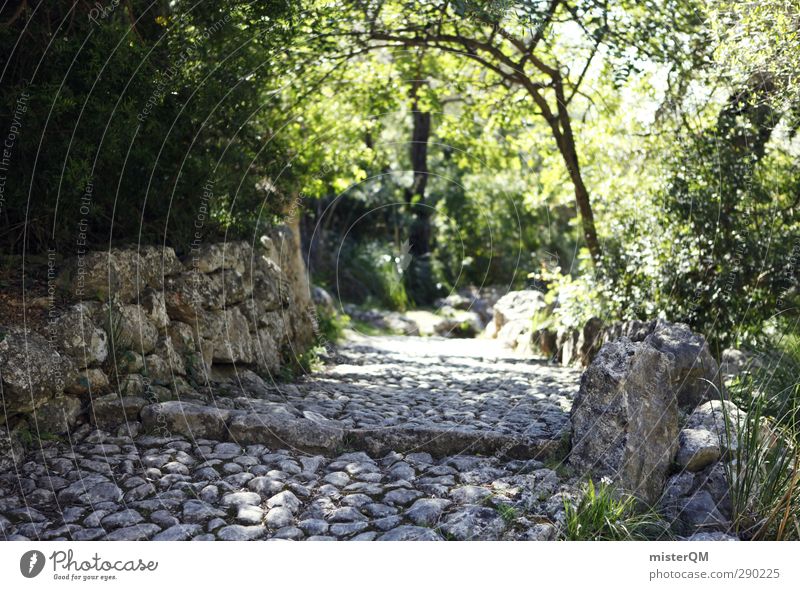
[563,479,672,541]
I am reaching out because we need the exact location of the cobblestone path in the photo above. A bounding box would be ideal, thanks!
[1,336,582,541]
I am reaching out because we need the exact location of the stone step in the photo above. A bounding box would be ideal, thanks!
[140,401,567,461]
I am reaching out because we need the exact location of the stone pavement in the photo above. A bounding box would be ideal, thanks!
[1,336,582,541]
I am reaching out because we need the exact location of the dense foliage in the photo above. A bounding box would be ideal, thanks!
[1,0,798,345]
[0,1,296,256]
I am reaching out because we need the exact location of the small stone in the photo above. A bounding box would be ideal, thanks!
[363,503,397,518]
[265,507,293,529]
[101,509,144,529]
[323,471,350,487]
[182,500,225,523]
[104,523,161,541]
[405,498,451,526]
[330,522,368,537]
[217,525,267,541]
[149,510,179,529]
[297,519,329,535]
[378,525,443,541]
[248,477,284,496]
[440,506,506,541]
[152,524,201,541]
[237,505,265,525]
[221,491,261,507]
[328,507,368,523]
[273,526,304,540]
[450,485,492,504]
[373,515,403,531]
[266,491,301,513]
[384,488,424,507]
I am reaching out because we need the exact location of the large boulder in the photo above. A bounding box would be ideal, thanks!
[569,338,680,506]
[644,321,722,412]
[1,326,70,414]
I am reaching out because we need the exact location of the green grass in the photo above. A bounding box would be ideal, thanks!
[314,305,350,344]
[277,345,326,382]
[563,480,672,541]
[349,317,402,336]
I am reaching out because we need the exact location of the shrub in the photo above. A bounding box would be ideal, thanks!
[314,306,351,344]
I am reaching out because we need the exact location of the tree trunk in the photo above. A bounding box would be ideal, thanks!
[404,96,432,257]
[552,79,601,265]
[559,126,601,265]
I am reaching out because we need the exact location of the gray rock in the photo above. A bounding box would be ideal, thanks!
[237,505,265,525]
[152,524,201,541]
[267,491,301,513]
[328,507,367,523]
[273,526,304,540]
[265,507,293,529]
[248,477,284,497]
[405,498,451,526]
[34,396,83,434]
[53,304,109,367]
[297,519,329,535]
[330,522,369,537]
[217,525,267,541]
[644,321,722,412]
[685,531,738,541]
[141,402,230,440]
[686,400,744,453]
[104,303,159,354]
[378,525,443,541]
[384,488,424,507]
[182,500,225,523]
[450,485,492,504]
[0,326,69,413]
[0,429,24,471]
[570,338,679,505]
[100,509,144,529]
[676,428,721,471]
[323,471,350,487]
[104,523,161,540]
[221,491,261,507]
[439,506,506,540]
[91,394,147,430]
[229,412,343,454]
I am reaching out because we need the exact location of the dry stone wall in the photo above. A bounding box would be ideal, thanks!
[0,225,315,462]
